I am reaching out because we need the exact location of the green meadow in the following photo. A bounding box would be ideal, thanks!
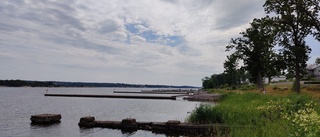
[187,91,320,137]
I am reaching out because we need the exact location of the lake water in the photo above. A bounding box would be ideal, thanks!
[0,87,202,137]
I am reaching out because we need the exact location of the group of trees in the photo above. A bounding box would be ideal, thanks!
[0,80,55,87]
[202,73,226,89]
[202,69,250,89]
[0,79,197,88]
[203,0,320,93]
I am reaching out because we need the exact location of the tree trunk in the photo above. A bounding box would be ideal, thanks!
[257,72,263,90]
[268,77,272,84]
[295,63,301,93]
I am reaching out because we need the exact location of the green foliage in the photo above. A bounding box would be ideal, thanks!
[258,94,320,136]
[239,84,256,91]
[202,77,214,89]
[316,57,320,65]
[202,73,227,89]
[263,0,319,93]
[187,104,223,124]
[225,16,282,89]
[187,92,320,136]
[207,89,226,94]
[223,54,240,86]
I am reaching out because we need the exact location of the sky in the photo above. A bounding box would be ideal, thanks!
[0,0,319,87]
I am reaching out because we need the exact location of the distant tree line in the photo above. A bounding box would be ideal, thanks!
[0,80,55,87]
[203,0,320,93]
[0,79,197,88]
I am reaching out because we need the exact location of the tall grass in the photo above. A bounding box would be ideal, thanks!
[186,92,320,136]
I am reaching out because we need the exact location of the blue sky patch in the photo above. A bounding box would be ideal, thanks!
[125,23,184,47]
[125,23,139,34]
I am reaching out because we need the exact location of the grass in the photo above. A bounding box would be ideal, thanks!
[206,83,320,97]
[186,91,320,137]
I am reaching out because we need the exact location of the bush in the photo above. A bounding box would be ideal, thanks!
[186,104,223,124]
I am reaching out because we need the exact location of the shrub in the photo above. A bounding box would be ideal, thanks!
[186,104,223,124]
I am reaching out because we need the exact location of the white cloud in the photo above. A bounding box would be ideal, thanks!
[98,19,123,34]
[135,24,149,33]
[4,0,316,86]
[131,35,147,43]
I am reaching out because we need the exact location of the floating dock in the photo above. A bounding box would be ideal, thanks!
[44,94,176,100]
[113,91,189,94]
[30,114,61,124]
[78,116,229,136]
[141,89,197,93]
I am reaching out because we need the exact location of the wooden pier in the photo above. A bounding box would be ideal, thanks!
[113,91,189,94]
[141,89,197,93]
[44,94,176,100]
[78,116,229,136]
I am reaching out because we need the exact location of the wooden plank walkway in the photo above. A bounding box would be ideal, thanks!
[44,94,176,100]
[78,117,230,136]
[113,91,189,94]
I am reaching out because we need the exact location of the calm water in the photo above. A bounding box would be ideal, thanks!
[0,87,202,137]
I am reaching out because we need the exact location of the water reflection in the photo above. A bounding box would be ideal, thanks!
[121,129,137,136]
[30,122,61,128]
[79,127,95,136]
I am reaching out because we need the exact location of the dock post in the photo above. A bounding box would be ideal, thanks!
[78,116,96,127]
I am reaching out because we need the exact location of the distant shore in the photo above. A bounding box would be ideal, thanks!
[0,79,199,88]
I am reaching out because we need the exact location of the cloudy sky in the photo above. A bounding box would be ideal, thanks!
[0,0,319,86]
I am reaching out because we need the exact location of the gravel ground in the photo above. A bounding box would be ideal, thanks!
[184,92,220,101]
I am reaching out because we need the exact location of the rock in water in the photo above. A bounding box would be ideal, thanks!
[30,114,61,124]
[80,116,95,123]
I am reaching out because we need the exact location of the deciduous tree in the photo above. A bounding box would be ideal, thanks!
[223,54,239,87]
[264,0,317,93]
[226,17,278,89]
